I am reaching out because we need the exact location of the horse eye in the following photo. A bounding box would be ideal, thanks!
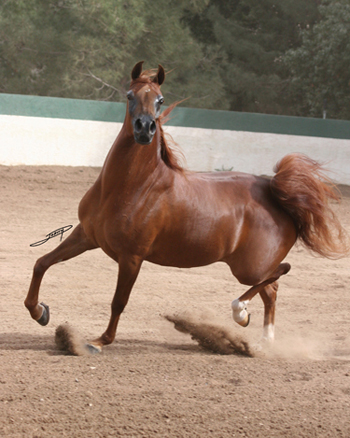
[127,90,134,100]
[158,96,164,105]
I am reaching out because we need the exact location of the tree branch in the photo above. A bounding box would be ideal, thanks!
[84,68,120,93]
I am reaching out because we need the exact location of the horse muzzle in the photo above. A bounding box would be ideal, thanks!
[133,115,157,145]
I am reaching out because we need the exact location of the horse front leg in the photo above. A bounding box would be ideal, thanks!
[24,224,96,324]
[87,256,142,353]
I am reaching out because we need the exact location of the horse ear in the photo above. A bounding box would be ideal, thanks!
[131,61,144,81]
[153,64,165,86]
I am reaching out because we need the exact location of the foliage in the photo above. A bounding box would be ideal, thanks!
[284,0,350,119]
[0,0,224,108]
[183,0,320,114]
[0,0,349,119]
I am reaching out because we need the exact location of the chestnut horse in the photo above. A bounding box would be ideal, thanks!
[25,62,348,353]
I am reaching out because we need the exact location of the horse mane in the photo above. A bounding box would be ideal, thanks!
[158,103,186,173]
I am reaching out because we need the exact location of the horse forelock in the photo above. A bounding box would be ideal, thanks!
[130,69,160,90]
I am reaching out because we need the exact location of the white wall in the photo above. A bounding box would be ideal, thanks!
[166,126,350,184]
[1,114,349,184]
[0,115,119,167]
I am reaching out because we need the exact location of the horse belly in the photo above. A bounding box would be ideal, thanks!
[145,243,225,268]
[145,215,242,268]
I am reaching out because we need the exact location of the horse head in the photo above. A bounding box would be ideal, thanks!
[127,61,165,145]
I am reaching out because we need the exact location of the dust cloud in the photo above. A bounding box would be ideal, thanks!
[55,323,89,356]
[164,311,254,357]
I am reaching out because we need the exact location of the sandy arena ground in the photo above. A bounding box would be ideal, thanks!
[1,164,350,438]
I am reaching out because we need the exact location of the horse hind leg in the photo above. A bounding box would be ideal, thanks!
[24,224,96,324]
[259,281,278,342]
[231,262,290,329]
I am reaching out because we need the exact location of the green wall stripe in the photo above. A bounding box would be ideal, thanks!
[169,107,350,140]
[1,93,349,140]
[0,93,126,123]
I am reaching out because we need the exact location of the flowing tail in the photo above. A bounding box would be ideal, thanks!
[270,153,349,259]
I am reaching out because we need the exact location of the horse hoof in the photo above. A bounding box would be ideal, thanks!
[231,299,250,327]
[237,313,250,328]
[37,302,50,326]
[85,344,102,355]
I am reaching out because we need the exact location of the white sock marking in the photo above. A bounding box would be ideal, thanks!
[262,323,275,342]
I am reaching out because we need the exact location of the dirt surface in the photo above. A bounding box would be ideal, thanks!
[1,164,350,438]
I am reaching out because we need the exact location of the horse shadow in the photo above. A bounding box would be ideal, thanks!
[0,332,205,356]
[0,332,55,351]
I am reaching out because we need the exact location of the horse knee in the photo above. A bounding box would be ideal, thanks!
[33,258,48,277]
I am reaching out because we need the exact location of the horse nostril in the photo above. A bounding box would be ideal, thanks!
[134,119,143,133]
[149,120,156,135]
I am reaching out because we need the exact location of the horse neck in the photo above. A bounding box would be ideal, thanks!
[100,122,162,195]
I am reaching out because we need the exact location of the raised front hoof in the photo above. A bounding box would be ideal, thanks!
[237,313,251,328]
[85,344,102,355]
[37,302,50,326]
